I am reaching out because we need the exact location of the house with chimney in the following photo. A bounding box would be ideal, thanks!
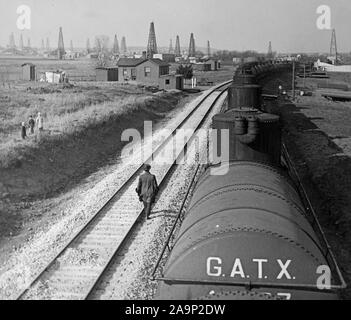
[116,58,183,90]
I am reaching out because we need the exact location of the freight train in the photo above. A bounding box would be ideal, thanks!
[155,62,344,300]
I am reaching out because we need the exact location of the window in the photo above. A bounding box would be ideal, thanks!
[160,66,169,76]
[144,67,151,77]
[123,68,129,81]
[165,79,170,85]
[131,68,136,80]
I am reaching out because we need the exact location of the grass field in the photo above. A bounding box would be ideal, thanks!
[0,80,181,168]
[0,57,232,199]
[193,65,235,84]
[0,57,97,80]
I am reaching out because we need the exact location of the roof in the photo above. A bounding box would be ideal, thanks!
[21,63,35,67]
[117,58,146,67]
[95,67,118,70]
[201,57,218,63]
[159,74,183,78]
[148,58,170,67]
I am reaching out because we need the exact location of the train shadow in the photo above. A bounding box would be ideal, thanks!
[150,209,178,220]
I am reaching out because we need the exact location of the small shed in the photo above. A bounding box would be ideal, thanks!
[158,74,184,90]
[117,58,147,82]
[207,59,221,71]
[45,71,65,83]
[96,67,119,81]
[22,63,36,81]
[193,63,211,72]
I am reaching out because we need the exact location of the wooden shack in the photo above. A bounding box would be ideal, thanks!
[96,67,119,81]
[22,63,36,81]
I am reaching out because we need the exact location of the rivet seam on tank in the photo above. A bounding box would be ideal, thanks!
[169,227,322,265]
[196,290,280,300]
[188,185,306,218]
[196,162,291,189]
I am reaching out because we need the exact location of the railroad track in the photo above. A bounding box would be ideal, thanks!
[17,81,231,300]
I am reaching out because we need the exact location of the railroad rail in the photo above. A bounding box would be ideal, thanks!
[16,81,232,300]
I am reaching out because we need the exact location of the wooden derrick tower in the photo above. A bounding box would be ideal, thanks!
[175,35,181,57]
[121,37,127,55]
[188,33,195,57]
[57,27,65,60]
[330,29,338,65]
[113,35,119,54]
[147,22,158,58]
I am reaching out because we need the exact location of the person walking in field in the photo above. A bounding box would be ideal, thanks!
[35,112,44,132]
[21,122,27,140]
[136,164,159,220]
[28,115,35,134]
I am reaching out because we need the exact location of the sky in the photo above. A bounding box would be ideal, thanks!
[0,0,351,53]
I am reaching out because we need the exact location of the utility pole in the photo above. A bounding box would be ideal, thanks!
[292,60,295,100]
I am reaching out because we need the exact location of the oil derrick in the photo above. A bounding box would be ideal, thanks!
[330,29,338,65]
[9,32,15,48]
[188,33,195,57]
[121,36,127,55]
[175,35,181,57]
[41,39,45,51]
[46,38,50,51]
[147,22,158,58]
[70,40,74,52]
[113,35,119,54]
[267,41,273,59]
[57,27,65,59]
[86,38,91,53]
[27,38,31,48]
[169,39,173,54]
[19,34,24,51]
[207,40,211,57]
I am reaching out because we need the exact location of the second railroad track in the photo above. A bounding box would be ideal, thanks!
[16,81,232,300]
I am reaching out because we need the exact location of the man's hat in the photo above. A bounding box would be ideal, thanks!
[143,164,151,172]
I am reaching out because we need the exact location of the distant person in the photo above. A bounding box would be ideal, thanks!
[28,115,35,134]
[21,122,27,140]
[35,112,44,132]
[136,164,159,220]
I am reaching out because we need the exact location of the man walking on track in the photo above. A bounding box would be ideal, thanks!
[136,164,159,220]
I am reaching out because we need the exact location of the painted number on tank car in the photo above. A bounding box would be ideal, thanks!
[206,257,295,280]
